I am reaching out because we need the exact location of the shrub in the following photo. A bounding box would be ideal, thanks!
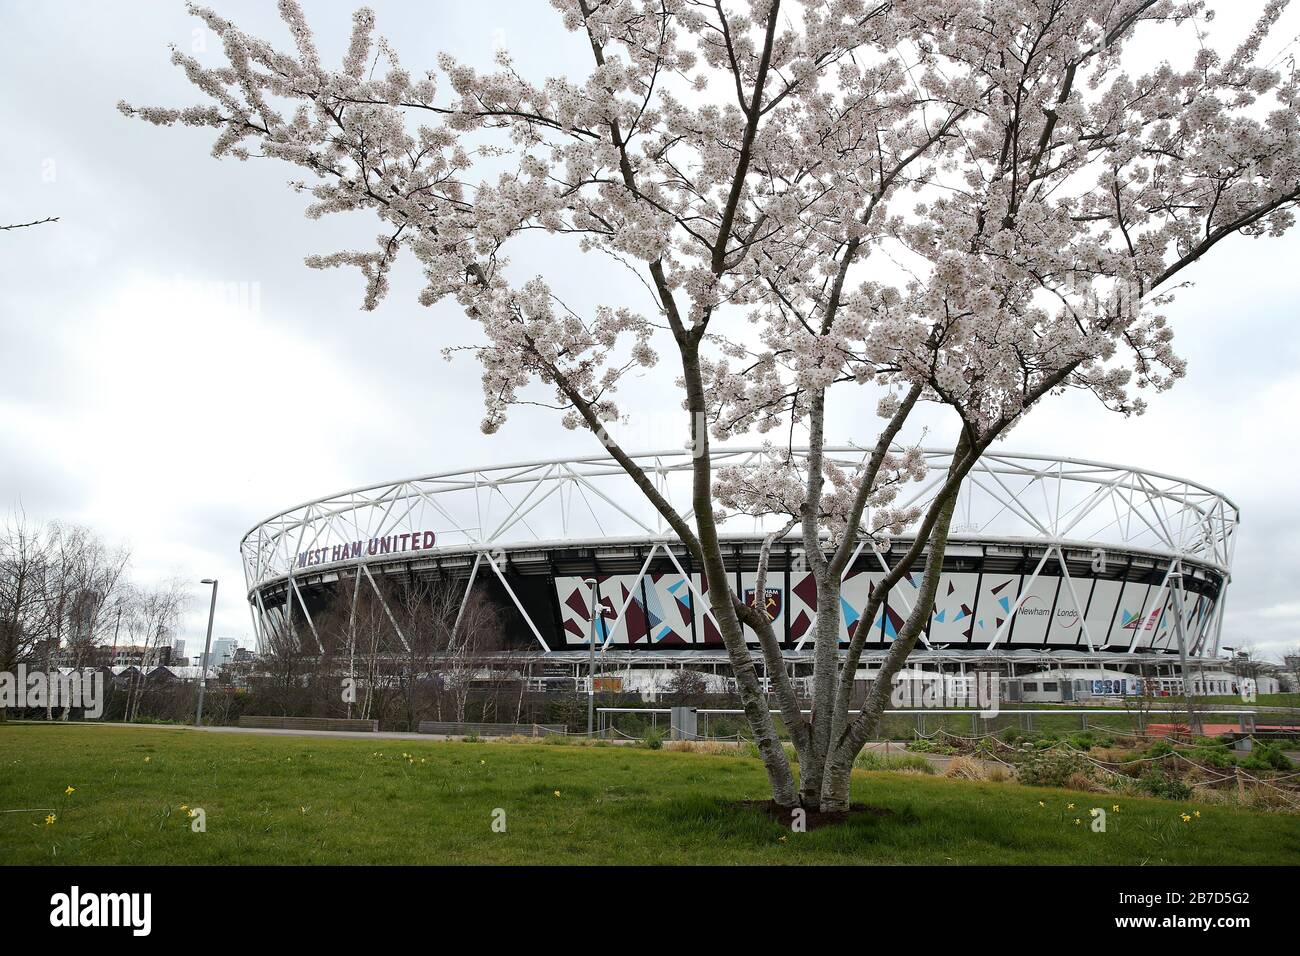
[642,728,665,750]
[1018,750,1090,788]
[1064,770,1106,792]
[907,738,958,755]
[707,715,749,739]
[1139,769,1193,801]
[943,756,987,780]
[665,740,737,756]
[1066,731,1115,750]
[1188,745,1235,769]
[1239,741,1293,772]
[985,763,1013,783]
[855,751,936,774]
[734,740,799,763]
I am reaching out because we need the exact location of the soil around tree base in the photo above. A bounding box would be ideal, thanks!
[742,799,893,831]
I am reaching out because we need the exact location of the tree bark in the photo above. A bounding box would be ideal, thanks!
[681,340,798,807]
[818,470,962,813]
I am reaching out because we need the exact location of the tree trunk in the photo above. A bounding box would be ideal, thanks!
[799,576,842,806]
[681,343,799,807]
[818,480,961,813]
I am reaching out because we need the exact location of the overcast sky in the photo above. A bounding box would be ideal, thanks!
[2,1,1299,661]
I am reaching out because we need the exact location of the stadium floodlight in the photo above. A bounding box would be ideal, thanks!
[195,579,218,727]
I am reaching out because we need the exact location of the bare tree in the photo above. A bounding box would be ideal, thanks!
[666,668,711,706]
[253,599,317,716]
[61,535,130,672]
[37,524,88,719]
[312,571,507,728]
[120,581,187,723]
[384,575,503,728]
[1282,648,1300,693]
[0,511,52,719]
[441,586,504,724]
[1,217,58,231]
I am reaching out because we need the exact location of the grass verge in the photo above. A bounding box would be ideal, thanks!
[2,724,1297,865]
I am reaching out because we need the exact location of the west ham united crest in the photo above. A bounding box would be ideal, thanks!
[744,586,782,621]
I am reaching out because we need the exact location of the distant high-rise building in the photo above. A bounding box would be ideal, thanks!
[206,638,238,668]
[172,639,187,663]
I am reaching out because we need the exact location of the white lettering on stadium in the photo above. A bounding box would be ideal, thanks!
[296,531,437,569]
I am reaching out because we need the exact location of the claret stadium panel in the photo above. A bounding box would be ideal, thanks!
[240,447,1237,661]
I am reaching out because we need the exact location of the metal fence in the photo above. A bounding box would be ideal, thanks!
[595,706,1288,741]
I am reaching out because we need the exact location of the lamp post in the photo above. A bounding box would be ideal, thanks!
[584,577,597,737]
[195,579,218,727]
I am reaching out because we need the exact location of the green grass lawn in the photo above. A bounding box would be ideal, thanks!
[2,724,1297,865]
[1193,694,1300,709]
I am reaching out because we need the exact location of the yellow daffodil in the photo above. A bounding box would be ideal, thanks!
[179,804,189,812]
[64,786,75,795]
[188,809,199,818]
[144,756,151,763]
[1037,801,1045,807]
[1180,813,1192,823]
[1089,808,1101,817]
[1067,803,1075,810]
[45,813,56,826]
[554,790,561,798]
[1112,805,1120,812]
[1194,810,1201,818]
[1074,818,1082,825]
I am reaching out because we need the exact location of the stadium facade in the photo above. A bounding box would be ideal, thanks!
[240,447,1238,686]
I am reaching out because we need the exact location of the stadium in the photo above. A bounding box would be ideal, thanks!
[239,447,1240,698]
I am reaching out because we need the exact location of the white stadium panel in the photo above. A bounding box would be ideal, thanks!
[1107,579,1158,649]
[643,571,700,647]
[928,572,980,645]
[1082,577,1124,649]
[788,570,817,645]
[974,571,1021,643]
[842,568,888,644]
[1006,569,1060,645]
[1043,574,1089,647]
[1148,589,1179,651]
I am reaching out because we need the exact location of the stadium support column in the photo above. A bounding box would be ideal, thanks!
[585,577,597,736]
[1168,570,1199,736]
[195,579,218,727]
